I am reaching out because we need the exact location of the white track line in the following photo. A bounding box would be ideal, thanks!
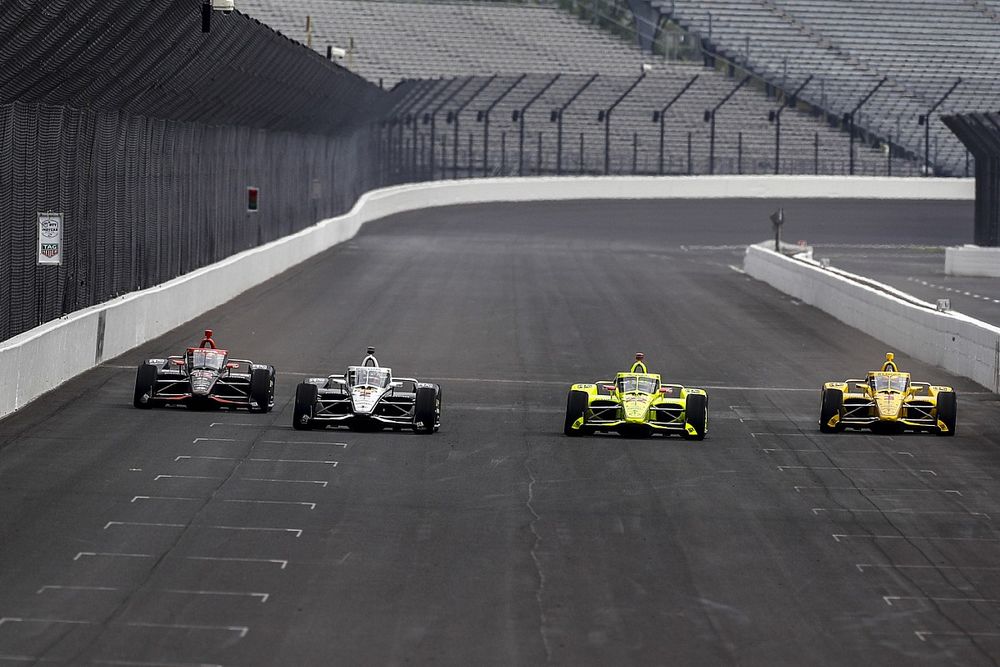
[74,552,154,561]
[857,563,1000,572]
[131,496,200,503]
[36,585,117,595]
[222,499,316,509]
[174,456,337,465]
[104,522,302,537]
[794,486,960,494]
[811,508,989,518]
[125,622,249,638]
[262,440,348,447]
[915,630,1000,641]
[886,595,1000,606]
[833,534,1000,543]
[185,556,288,569]
[779,466,935,475]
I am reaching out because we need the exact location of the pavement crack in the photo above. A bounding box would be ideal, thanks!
[523,456,552,664]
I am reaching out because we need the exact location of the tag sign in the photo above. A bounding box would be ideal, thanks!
[770,208,784,227]
[37,212,63,265]
[247,186,259,213]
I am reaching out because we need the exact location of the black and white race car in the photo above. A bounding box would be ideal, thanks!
[293,348,441,433]
[133,330,275,412]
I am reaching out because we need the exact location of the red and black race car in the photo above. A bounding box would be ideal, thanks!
[132,330,275,412]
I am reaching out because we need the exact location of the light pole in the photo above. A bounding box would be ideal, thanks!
[553,74,599,175]
[769,75,812,174]
[704,74,750,175]
[845,77,887,176]
[919,78,961,177]
[479,74,526,177]
[653,74,698,175]
[515,74,561,176]
[600,70,646,175]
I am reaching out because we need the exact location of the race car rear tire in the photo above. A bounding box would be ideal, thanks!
[683,393,708,441]
[936,391,957,437]
[564,390,589,437]
[133,364,158,409]
[819,388,843,433]
[248,368,272,413]
[433,384,442,432]
[413,386,437,434]
[293,383,318,430]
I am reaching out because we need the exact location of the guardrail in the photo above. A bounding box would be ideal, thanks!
[744,242,1000,392]
[0,175,976,419]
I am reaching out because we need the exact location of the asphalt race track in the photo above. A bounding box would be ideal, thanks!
[3,198,1000,666]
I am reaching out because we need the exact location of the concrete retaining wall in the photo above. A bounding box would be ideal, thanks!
[946,245,1000,277]
[0,175,977,419]
[744,243,1000,391]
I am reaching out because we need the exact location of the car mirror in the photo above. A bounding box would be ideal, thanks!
[390,381,403,388]
[226,362,239,369]
[172,359,186,366]
[659,388,669,394]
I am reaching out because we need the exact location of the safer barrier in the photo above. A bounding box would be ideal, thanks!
[945,245,1000,277]
[0,175,977,419]
[743,243,1000,392]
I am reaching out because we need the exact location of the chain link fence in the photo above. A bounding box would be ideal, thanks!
[0,0,392,342]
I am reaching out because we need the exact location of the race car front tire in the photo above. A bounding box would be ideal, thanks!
[413,385,438,434]
[293,383,318,430]
[683,393,708,441]
[564,390,588,437]
[248,368,272,413]
[936,391,957,437]
[133,364,158,409]
[819,388,843,433]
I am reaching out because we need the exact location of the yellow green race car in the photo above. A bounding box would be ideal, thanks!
[564,353,708,439]
[819,353,957,436]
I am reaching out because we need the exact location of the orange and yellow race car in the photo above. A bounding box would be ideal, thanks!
[819,353,956,436]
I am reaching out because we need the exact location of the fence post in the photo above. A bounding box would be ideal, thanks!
[537,132,543,174]
[737,132,742,175]
[887,132,892,177]
[687,131,692,175]
[440,135,447,180]
[468,132,474,178]
[500,131,506,175]
[632,131,638,174]
[814,132,819,175]
[579,133,585,174]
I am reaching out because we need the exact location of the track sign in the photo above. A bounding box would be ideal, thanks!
[247,186,259,212]
[37,212,63,265]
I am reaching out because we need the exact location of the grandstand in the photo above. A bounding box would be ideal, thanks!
[238,0,907,176]
[656,0,1000,174]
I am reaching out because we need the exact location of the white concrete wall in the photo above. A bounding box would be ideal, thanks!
[744,243,1000,392]
[0,175,977,419]
[946,245,1000,277]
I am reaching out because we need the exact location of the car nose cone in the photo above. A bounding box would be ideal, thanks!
[876,394,903,419]
[191,370,214,396]
[623,395,648,422]
[352,388,378,414]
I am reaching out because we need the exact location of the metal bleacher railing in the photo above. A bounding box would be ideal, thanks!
[375,70,922,182]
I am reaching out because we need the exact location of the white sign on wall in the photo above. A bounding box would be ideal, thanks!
[37,212,63,265]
